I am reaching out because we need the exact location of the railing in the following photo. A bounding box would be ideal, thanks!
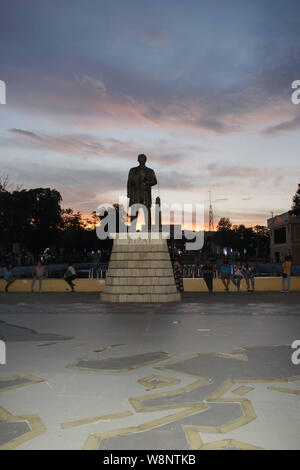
[0,262,108,280]
[1,261,300,280]
[181,265,218,278]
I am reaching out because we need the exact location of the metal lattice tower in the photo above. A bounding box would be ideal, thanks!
[208,190,214,232]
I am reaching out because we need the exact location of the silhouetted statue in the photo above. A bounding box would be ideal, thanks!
[127,154,157,230]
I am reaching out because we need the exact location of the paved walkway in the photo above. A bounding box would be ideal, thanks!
[1,291,300,305]
[0,293,300,450]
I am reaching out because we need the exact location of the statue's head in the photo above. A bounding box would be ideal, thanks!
[138,154,147,165]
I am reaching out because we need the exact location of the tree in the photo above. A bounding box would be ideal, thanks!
[58,209,109,256]
[253,225,270,237]
[232,225,255,256]
[217,217,232,231]
[0,174,9,191]
[60,208,84,232]
[0,174,23,192]
[212,219,270,259]
[290,183,300,216]
[0,186,62,251]
[83,212,100,230]
[214,218,236,249]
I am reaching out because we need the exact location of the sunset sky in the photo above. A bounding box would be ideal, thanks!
[1,0,300,228]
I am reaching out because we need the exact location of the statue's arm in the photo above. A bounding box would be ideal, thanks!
[127,169,133,197]
[148,170,157,187]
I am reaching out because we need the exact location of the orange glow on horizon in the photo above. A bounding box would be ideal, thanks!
[79,212,267,232]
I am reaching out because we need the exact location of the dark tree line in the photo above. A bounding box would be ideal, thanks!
[0,186,62,249]
[212,217,270,259]
[0,179,105,260]
[1,178,298,264]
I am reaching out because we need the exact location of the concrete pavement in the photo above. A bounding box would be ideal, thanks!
[0,293,300,450]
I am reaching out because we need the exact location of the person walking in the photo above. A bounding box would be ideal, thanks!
[281,255,292,292]
[232,262,243,291]
[3,265,16,293]
[31,261,46,293]
[219,259,231,291]
[242,262,255,292]
[173,259,184,293]
[202,259,214,294]
[64,262,77,292]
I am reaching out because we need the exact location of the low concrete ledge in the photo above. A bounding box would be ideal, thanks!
[0,277,299,293]
[183,277,300,292]
[0,279,105,293]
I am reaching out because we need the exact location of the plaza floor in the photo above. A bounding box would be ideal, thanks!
[0,292,300,450]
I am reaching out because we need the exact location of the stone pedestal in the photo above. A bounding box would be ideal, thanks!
[101,233,181,303]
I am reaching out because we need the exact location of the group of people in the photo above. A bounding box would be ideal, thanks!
[175,259,256,295]
[2,262,78,293]
[172,257,293,294]
[2,256,294,295]
[219,260,255,293]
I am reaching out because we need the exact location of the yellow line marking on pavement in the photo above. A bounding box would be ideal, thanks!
[130,378,208,412]
[93,344,125,353]
[0,374,46,392]
[61,411,133,429]
[80,346,300,450]
[183,430,263,450]
[137,374,181,390]
[82,405,206,450]
[267,386,300,395]
[231,386,254,396]
[0,407,46,450]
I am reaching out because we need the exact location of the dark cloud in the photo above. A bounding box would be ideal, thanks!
[3,51,300,136]
[0,159,124,211]
[5,128,210,167]
[6,128,136,158]
[205,163,281,179]
[142,106,163,121]
[262,113,300,136]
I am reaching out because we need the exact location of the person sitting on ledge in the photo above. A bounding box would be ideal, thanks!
[64,262,77,292]
[219,259,231,291]
[242,262,255,292]
[232,262,243,291]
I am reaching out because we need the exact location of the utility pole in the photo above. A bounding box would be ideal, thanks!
[208,190,214,232]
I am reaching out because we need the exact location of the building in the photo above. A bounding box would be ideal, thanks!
[267,212,300,264]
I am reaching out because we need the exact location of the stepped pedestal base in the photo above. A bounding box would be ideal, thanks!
[101,233,181,303]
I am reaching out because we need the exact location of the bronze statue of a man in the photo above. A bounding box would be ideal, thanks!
[127,154,157,230]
